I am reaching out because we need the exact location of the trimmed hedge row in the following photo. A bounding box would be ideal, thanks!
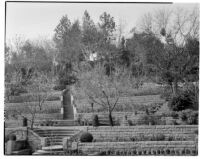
[77,141,197,156]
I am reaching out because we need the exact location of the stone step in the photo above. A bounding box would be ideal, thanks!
[46,142,63,146]
[54,124,76,126]
[33,150,64,155]
[35,131,76,135]
[36,131,75,135]
[34,130,76,133]
[42,145,63,151]
[32,150,52,155]
[34,127,78,131]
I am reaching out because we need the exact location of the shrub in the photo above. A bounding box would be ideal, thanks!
[194,129,198,135]
[168,136,174,141]
[5,135,9,143]
[128,120,133,126]
[14,140,29,150]
[7,84,27,96]
[187,111,198,125]
[92,114,99,127]
[168,85,198,111]
[183,83,198,110]
[53,84,66,91]
[160,86,172,101]
[170,111,179,119]
[80,132,93,142]
[179,109,198,125]
[9,134,16,141]
[156,134,165,141]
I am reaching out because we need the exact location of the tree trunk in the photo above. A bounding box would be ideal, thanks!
[31,120,34,130]
[172,80,178,96]
[108,112,114,126]
[31,115,35,130]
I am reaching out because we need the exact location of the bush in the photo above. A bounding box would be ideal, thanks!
[7,84,27,96]
[168,85,198,111]
[142,115,163,125]
[160,87,172,101]
[194,129,198,135]
[179,109,198,125]
[156,134,165,141]
[170,111,179,119]
[183,84,199,110]
[168,94,192,111]
[5,135,9,143]
[92,114,99,127]
[14,140,29,150]
[128,120,133,126]
[9,134,16,141]
[80,132,93,142]
[53,84,66,91]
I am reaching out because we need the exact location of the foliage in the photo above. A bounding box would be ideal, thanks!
[53,84,65,91]
[127,120,133,126]
[160,86,172,101]
[54,15,82,64]
[6,83,27,97]
[170,111,179,119]
[14,140,30,151]
[6,92,60,103]
[135,8,199,95]
[130,133,165,141]
[92,114,99,127]
[9,74,53,129]
[76,65,124,126]
[179,109,198,125]
[9,134,16,141]
[5,135,9,143]
[80,132,93,142]
[135,114,165,125]
[168,84,198,111]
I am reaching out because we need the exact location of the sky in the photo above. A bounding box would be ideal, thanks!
[6,2,198,42]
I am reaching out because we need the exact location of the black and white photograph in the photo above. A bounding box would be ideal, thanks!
[3,0,199,156]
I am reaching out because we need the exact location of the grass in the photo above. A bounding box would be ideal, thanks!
[5,94,165,115]
[76,95,165,113]
[72,83,164,99]
[7,91,62,103]
[5,100,61,114]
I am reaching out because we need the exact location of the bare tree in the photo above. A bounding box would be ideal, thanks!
[10,74,52,129]
[139,12,154,33]
[76,64,128,126]
[138,7,199,95]
[116,18,127,46]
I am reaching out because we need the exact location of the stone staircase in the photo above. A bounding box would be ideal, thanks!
[32,127,79,155]
[53,120,77,127]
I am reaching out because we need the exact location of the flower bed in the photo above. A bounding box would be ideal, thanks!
[76,141,197,156]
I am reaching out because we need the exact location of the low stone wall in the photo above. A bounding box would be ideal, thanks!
[76,112,144,123]
[77,141,197,155]
[5,113,62,128]
[86,125,198,141]
[5,127,28,140]
[5,128,44,153]
[27,129,44,152]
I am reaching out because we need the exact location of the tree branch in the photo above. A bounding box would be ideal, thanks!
[111,96,119,112]
[102,90,111,109]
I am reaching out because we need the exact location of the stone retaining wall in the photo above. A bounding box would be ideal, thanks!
[76,112,143,121]
[86,125,198,141]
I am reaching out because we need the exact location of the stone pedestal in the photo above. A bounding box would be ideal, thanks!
[61,86,74,120]
[6,140,16,155]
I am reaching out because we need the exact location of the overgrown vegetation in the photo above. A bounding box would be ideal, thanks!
[5,6,199,129]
